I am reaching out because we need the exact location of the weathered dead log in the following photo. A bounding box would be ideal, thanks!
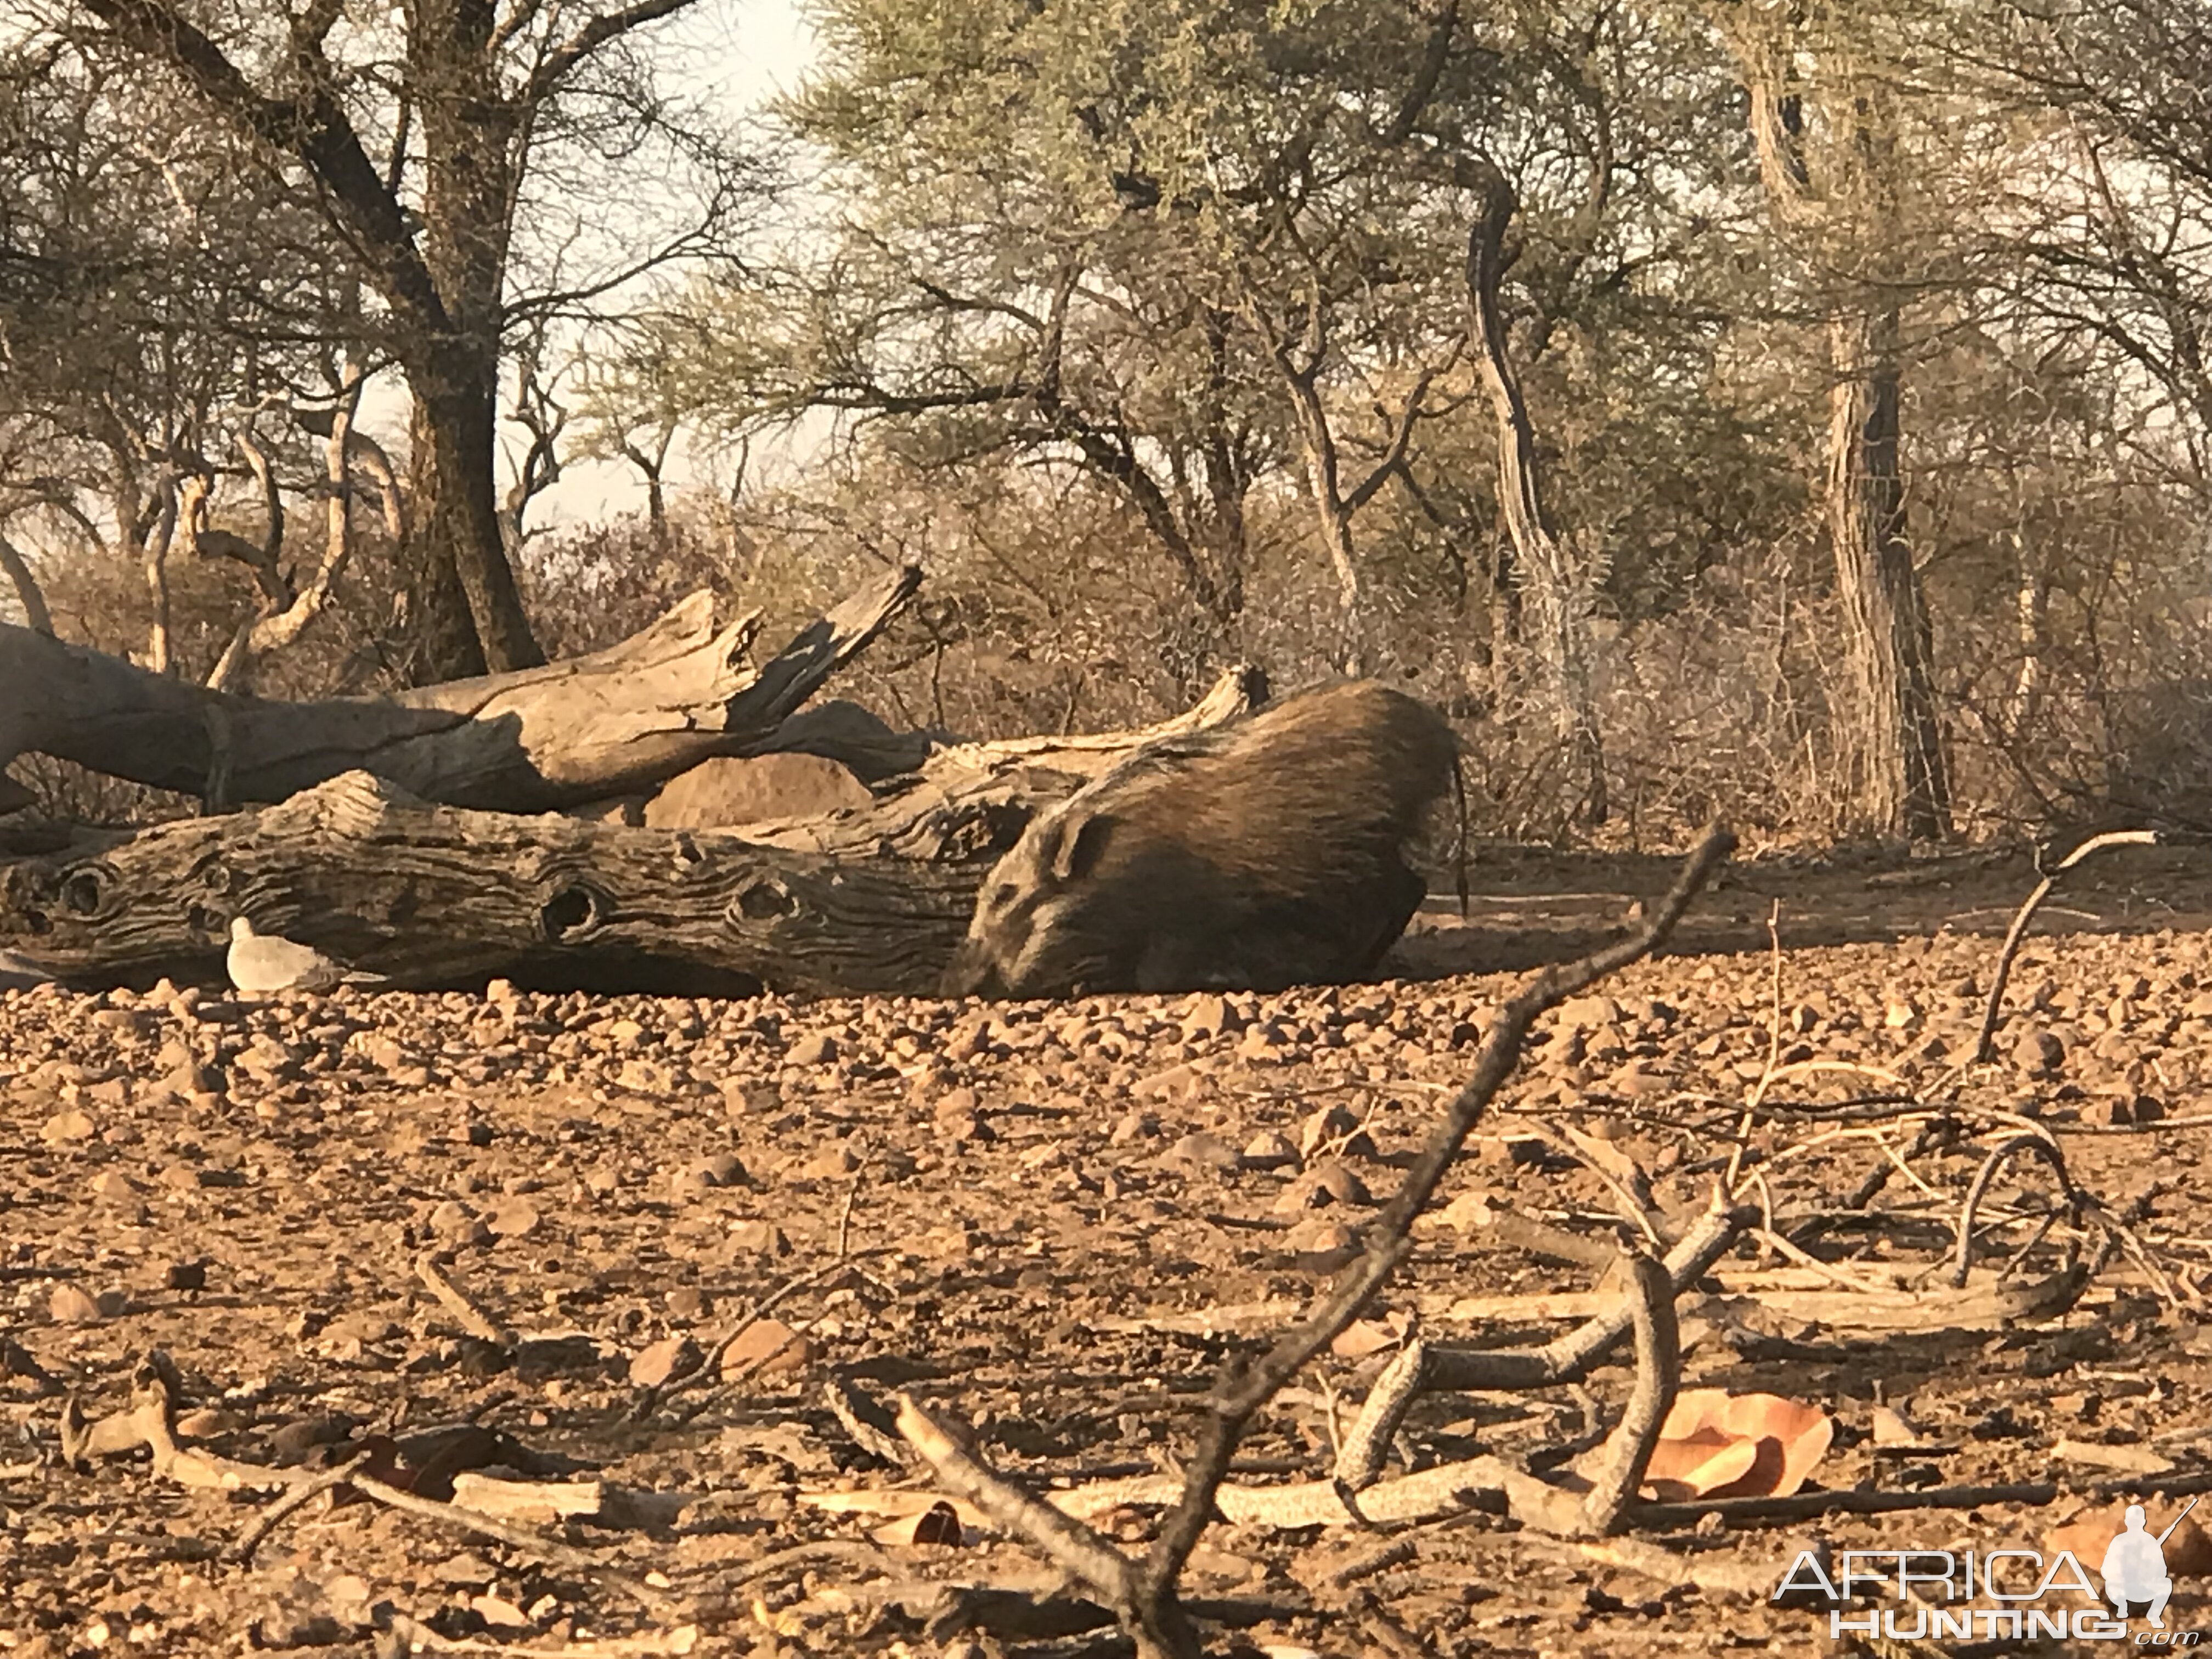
[0,566,919,812]
[0,771,978,994]
[0,668,1273,993]
[736,665,1271,859]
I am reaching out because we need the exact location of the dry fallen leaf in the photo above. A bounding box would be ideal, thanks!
[1642,1426,1762,1500]
[1641,1389,1833,1501]
[868,1498,968,1547]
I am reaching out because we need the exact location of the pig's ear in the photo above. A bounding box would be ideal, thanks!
[1049,810,1118,884]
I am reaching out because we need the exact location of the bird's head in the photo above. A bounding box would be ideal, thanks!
[229,916,256,943]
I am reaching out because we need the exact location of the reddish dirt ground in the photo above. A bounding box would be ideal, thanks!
[7,837,2212,1658]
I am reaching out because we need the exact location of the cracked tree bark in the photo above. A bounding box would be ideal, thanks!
[1463,155,1607,827]
[0,567,922,814]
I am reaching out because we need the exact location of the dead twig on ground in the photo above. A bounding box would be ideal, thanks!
[347,1471,682,1615]
[1961,829,2157,1070]
[1575,1254,1679,1536]
[627,1255,860,1422]
[230,1448,371,1564]
[1949,1132,2079,1288]
[416,1251,517,1347]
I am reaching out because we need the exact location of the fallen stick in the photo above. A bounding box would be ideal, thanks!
[1961,829,2158,1069]
[628,1255,857,1421]
[417,1251,517,1347]
[382,1613,701,1657]
[230,1450,370,1564]
[1139,826,1737,1597]
[347,1472,681,1616]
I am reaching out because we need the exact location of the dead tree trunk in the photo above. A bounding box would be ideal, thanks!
[0,531,53,636]
[1464,156,1607,827]
[1726,18,1950,843]
[1826,309,1950,841]
[0,668,1269,994]
[1,771,978,994]
[0,567,921,813]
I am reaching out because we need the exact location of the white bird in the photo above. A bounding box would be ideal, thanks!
[225,916,388,994]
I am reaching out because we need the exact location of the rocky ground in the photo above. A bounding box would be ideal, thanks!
[8,840,2212,1658]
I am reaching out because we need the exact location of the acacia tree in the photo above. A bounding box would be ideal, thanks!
[0,41,348,673]
[54,0,747,681]
[651,4,1519,655]
[1718,2,1954,842]
[1971,0,2212,501]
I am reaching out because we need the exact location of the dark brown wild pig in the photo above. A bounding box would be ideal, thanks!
[943,679,1462,998]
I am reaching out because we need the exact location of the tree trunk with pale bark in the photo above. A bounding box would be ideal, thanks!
[1825,309,1950,842]
[1464,156,1607,827]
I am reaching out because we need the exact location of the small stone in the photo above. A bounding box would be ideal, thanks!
[267,1414,359,1462]
[487,1201,541,1239]
[88,1170,139,1201]
[485,978,518,1006]
[800,1143,861,1180]
[698,1152,747,1187]
[1170,1132,1241,1171]
[40,1109,97,1146]
[628,1334,702,1389]
[1132,1063,1201,1103]
[1871,1404,1927,1447]
[729,1220,791,1255]
[1109,1111,1158,1145]
[787,1032,838,1066]
[155,1062,222,1100]
[722,1078,781,1115]
[173,1406,242,1440]
[667,1285,712,1320]
[1241,1130,1299,1170]
[1308,1160,1373,1205]
[614,1058,673,1094]
[49,1284,102,1324]
[1181,994,1238,1042]
[721,1318,814,1379]
[164,1260,208,1292]
[462,1121,494,1148]
[1555,995,1622,1029]
[1285,1220,1361,1260]
[932,1086,981,1120]
[429,1199,480,1240]
[252,1610,347,1649]
[472,1594,532,1630]
[1297,1104,1359,1160]
[2013,1030,2066,1076]
[935,1109,991,1146]
[1235,1024,1285,1062]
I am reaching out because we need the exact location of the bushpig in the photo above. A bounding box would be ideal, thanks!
[943,680,1463,998]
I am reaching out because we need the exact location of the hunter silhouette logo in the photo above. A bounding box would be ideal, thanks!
[2106,1499,2195,1629]
[1775,1498,2205,1644]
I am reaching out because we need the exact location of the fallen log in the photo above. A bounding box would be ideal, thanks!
[0,670,1272,993]
[0,566,920,812]
[0,771,976,994]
